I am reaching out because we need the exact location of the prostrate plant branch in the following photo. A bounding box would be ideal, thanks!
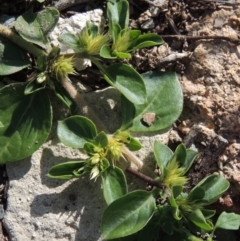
[126,167,165,189]
[0,24,46,57]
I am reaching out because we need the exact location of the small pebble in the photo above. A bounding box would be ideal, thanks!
[141,19,155,29]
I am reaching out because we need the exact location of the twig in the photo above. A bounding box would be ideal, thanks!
[161,34,240,44]
[126,167,165,189]
[122,145,144,170]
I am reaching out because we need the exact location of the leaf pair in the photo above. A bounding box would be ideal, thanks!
[102,0,163,59]
[154,142,199,187]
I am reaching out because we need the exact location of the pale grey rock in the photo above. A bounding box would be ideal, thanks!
[149,6,161,17]
[141,19,155,29]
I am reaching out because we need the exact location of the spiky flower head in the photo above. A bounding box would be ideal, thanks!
[176,197,205,215]
[78,28,109,55]
[163,158,188,188]
[112,30,132,53]
[107,136,124,162]
[86,146,106,179]
[51,56,77,80]
[114,131,130,144]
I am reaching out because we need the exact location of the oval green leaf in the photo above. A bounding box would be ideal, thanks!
[100,45,117,59]
[154,141,173,177]
[58,33,80,51]
[48,160,86,179]
[131,34,164,51]
[182,149,199,174]
[101,190,156,239]
[103,63,146,105]
[107,0,129,36]
[188,187,205,202]
[125,135,141,151]
[101,166,127,205]
[0,36,30,75]
[15,8,59,48]
[191,174,230,205]
[187,209,213,231]
[57,116,97,148]
[215,212,240,231]
[0,83,52,163]
[120,71,183,132]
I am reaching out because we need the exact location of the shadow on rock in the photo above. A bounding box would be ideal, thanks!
[6,156,32,180]
[39,147,86,188]
[31,176,106,241]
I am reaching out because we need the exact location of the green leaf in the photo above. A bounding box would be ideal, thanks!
[188,187,205,202]
[0,83,52,163]
[115,51,131,59]
[215,212,240,230]
[107,0,129,39]
[58,33,80,51]
[169,192,182,220]
[137,208,163,241]
[187,209,213,231]
[15,8,59,48]
[36,55,47,71]
[93,131,108,148]
[103,63,146,105]
[83,142,96,154]
[154,205,174,235]
[201,209,215,219]
[57,116,97,148]
[182,149,199,174]
[120,71,183,132]
[125,135,141,151]
[101,190,156,239]
[171,143,187,168]
[191,174,230,205]
[86,21,99,37]
[100,45,117,59]
[154,141,173,177]
[53,81,77,113]
[172,186,183,198]
[0,36,30,75]
[101,166,127,205]
[109,22,122,43]
[161,230,204,241]
[48,160,86,179]
[131,34,164,51]
[47,46,60,60]
[24,80,46,94]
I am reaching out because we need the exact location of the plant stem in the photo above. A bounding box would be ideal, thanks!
[60,77,108,132]
[0,24,46,57]
[122,145,143,169]
[122,145,155,177]
[126,167,165,189]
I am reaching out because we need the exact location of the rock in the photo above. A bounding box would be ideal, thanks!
[141,19,155,29]
[149,6,161,17]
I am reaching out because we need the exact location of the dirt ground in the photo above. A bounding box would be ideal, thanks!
[1,0,240,240]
